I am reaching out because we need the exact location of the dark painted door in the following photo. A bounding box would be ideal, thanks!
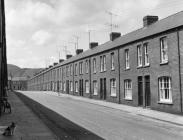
[145,76,151,107]
[100,79,103,99]
[103,78,106,100]
[79,79,83,96]
[138,76,143,106]
[66,80,69,94]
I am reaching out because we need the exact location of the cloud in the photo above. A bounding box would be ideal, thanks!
[32,30,52,45]
[6,0,183,68]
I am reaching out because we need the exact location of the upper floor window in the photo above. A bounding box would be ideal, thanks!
[159,77,172,103]
[93,58,97,73]
[103,55,106,71]
[137,45,142,67]
[124,79,132,100]
[144,43,149,66]
[85,60,89,74]
[160,37,168,64]
[110,78,117,97]
[79,62,83,74]
[100,55,106,72]
[125,49,130,69]
[111,53,115,70]
[85,80,89,93]
[66,66,69,77]
[70,64,73,76]
[75,63,78,75]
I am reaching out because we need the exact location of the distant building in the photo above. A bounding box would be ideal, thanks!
[8,76,27,91]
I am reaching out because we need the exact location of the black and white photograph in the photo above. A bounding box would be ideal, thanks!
[1,0,183,139]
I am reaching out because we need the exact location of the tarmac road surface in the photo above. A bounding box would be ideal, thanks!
[19,91,183,140]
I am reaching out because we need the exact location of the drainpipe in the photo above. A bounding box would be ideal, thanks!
[89,58,92,98]
[118,49,121,104]
[177,29,183,113]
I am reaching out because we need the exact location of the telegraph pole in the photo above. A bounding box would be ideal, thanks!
[0,0,8,116]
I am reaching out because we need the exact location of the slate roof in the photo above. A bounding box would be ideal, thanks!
[33,11,183,78]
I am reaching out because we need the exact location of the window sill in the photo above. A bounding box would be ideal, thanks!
[158,101,173,105]
[110,95,117,97]
[93,94,98,96]
[137,66,143,69]
[125,68,130,71]
[160,62,168,65]
[124,98,132,101]
[143,64,150,68]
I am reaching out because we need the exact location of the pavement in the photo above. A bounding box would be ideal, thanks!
[0,91,57,140]
[41,91,183,126]
[17,91,183,140]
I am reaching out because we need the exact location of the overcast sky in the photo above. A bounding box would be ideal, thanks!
[5,0,183,68]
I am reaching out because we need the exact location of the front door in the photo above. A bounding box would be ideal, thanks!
[145,76,151,107]
[138,76,143,106]
[100,78,106,100]
[79,79,83,96]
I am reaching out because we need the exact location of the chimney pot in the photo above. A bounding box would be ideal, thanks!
[53,62,58,66]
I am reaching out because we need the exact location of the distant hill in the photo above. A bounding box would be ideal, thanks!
[8,64,43,80]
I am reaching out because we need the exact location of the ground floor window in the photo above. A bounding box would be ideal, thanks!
[70,81,73,92]
[93,80,98,95]
[158,76,172,103]
[63,82,66,92]
[124,79,132,100]
[85,80,89,93]
[60,81,62,90]
[110,79,116,97]
[75,81,78,92]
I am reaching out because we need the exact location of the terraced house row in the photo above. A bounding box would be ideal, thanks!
[28,11,183,113]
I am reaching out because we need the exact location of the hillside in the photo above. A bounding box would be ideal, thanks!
[8,64,42,79]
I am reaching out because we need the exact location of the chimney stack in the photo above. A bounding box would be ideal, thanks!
[59,59,64,63]
[76,49,83,55]
[110,32,121,41]
[66,54,72,59]
[143,15,158,27]
[89,42,98,49]
[49,65,52,68]
[53,62,58,66]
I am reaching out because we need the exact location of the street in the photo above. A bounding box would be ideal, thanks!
[18,91,183,140]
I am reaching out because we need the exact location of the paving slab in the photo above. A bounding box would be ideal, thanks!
[0,91,57,140]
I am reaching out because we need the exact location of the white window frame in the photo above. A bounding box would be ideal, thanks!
[75,64,78,75]
[159,77,172,103]
[93,58,97,73]
[79,62,83,74]
[137,45,142,67]
[125,49,130,69]
[75,81,78,92]
[93,81,98,95]
[144,43,149,66]
[70,65,73,76]
[85,60,89,74]
[100,56,103,72]
[111,53,115,70]
[160,37,168,64]
[110,79,117,97]
[85,80,89,93]
[124,80,132,100]
[103,55,106,71]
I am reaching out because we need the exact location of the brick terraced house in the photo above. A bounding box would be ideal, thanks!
[28,11,183,113]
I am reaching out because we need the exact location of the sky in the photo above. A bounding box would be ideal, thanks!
[5,0,183,68]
